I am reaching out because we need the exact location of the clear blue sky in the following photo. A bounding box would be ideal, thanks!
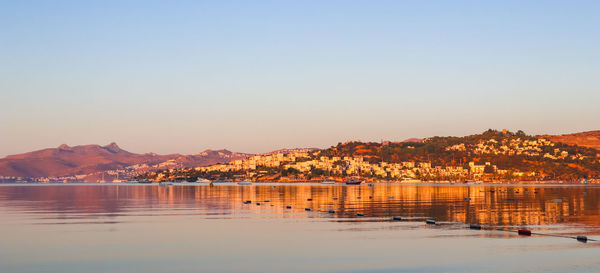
[1,0,599,156]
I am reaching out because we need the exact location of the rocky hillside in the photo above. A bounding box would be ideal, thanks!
[540,131,600,151]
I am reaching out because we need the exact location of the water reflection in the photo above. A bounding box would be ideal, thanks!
[0,184,598,228]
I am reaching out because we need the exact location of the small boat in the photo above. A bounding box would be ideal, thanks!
[469,224,482,230]
[196,178,212,183]
[344,177,362,185]
[321,180,335,184]
[238,181,252,185]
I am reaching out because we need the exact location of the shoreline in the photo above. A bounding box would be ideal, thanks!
[1,181,598,186]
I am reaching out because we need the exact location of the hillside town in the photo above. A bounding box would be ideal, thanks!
[183,150,535,182]
[139,130,600,183]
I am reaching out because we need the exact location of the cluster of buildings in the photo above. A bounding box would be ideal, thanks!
[196,150,511,181]
[446,137,586,161]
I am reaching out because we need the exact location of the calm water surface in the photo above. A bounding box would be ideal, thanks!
[1,183,599,273]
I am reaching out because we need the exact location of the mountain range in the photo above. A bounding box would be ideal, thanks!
[0,143,250,181]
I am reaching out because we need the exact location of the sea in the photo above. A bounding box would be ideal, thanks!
[1,183,599,273]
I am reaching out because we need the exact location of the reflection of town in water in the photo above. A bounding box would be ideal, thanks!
[1,184,599,229]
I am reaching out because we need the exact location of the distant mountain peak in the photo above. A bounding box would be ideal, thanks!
[198,149,233,156]
[103,142,121,153]
[402,138,423,143]
[58,144,71,149]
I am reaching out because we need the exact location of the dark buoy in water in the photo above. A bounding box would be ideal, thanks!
[286,205,292,209]
[328,209,335,214]
[426,219,436,225]
[357,213,364,216]
[469,224,482,230]
[243,200,251,204]
[518,229,532,236]
[256,202,261,206]
[305,208,311,211]
[392,216,402,221]
[577,236,588,242]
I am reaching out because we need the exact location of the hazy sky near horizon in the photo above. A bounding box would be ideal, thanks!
[1,0,599,157]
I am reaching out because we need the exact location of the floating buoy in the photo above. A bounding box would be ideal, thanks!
[426,219,436,225]
[576,236,588,242]
[328,209,335,213]
[392,216,402,221]
[464,197,471,201]
[469,224,482,230]
[307,198,312,201]
[286,205,292,209]
[256,202,261,206]
[305,208,311,211]
[518,229,532,236]
[357,213,364,216]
